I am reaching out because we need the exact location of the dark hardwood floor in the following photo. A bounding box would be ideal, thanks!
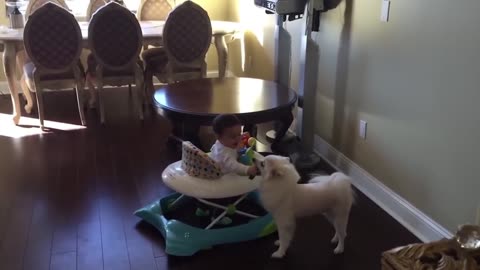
[0,90,419,270]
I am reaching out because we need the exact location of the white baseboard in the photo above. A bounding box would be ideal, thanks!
[313,135,453,243]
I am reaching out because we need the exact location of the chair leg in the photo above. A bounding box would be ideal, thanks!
[75,83,86,126]
[134,67,144,121]
[35,87,45,129]
[20,74,34,114]
[97,79,106,124]
[134,79,144,121]
[201,61,207,78]
[144,70,153,106]
[86,73,97,109]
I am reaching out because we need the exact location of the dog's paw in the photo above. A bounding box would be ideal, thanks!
[331,234,339,244]
[333,245,344,254]
[274,240,280,246]
[271,250,285,259]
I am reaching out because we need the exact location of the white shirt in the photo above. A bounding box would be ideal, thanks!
[210,140,250,175]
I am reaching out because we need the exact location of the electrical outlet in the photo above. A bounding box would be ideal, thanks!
[359,120,367,139]
[381,0,390,22]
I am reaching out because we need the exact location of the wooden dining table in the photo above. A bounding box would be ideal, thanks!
[0,20,242,124]
[154,77,298,149]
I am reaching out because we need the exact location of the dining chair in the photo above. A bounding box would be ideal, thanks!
[86,0,109,21]
[85,0,109,108]
[136,0,172,21]
[143,1,212,101]
[88,2,144,124]
[19,0,71,114]
[25,0,69,17]
[23,2,86,129]
[85,0,140,109]
[137,0,172,50]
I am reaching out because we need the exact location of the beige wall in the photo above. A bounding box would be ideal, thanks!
[226,0,276,80]
[229,0,480,232]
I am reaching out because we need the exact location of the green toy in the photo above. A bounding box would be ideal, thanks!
[226,204,237,215]
[239,137,256,166]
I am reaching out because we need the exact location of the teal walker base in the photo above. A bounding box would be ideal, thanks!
[134,192,276,256]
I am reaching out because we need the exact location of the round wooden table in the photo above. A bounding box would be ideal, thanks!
[154,77,297,146]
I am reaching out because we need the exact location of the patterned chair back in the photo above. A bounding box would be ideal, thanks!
[25,0,68,18]
[23,2,82,73]
[137,0,172,21]
[86,0,109,21]
[162,1,212,65]
[88,2,142,71]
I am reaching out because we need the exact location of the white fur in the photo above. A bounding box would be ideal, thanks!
[255,155,355,258]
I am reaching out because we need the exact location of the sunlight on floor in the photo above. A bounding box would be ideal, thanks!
[0,113,86,138]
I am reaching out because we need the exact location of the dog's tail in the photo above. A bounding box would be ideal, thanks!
[330,172,357,206]
[308,172,357,206]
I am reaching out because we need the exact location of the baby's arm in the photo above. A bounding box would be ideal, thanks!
[223,156,250,175]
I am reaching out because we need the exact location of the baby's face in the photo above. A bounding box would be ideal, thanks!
[218,125,242,149]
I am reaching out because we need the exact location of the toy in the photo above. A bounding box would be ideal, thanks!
[240,132,251,148]
[238,136,256,166]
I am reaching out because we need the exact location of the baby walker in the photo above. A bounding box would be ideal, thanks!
[134,137,276,256]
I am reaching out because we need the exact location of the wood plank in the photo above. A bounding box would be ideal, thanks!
[50,133,78,260]
[97,136,130,270]
[0,136,37,270]
[99,196,131,270]
[0,193,33,270]
[0,138,18,249]
[155,257,168,270]
[23,135,63,270]
[23,202,55,270]
[77,220,103,270]
[50,251,76,270]
[76,129,103,270]
[111,133,157,270]
[130,132,170,258]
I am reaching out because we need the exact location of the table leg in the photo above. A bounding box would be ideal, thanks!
[170,121,202,149]
[183,122,202,149]
[3,42,21,124]
[214,35,228,78]
[19,78,34,115]
[17,51,34,114]
[272,109,294,146]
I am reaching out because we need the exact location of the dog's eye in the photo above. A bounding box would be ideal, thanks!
[260,161,264,167]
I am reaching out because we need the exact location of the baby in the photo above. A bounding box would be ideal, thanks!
[210,114,257,177]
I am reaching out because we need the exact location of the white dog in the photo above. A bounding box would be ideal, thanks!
[255,155,355,258]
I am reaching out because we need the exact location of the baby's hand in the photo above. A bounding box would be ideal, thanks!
[247,165,257,176]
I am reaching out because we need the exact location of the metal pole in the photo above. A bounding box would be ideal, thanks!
[292,0,321,170]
